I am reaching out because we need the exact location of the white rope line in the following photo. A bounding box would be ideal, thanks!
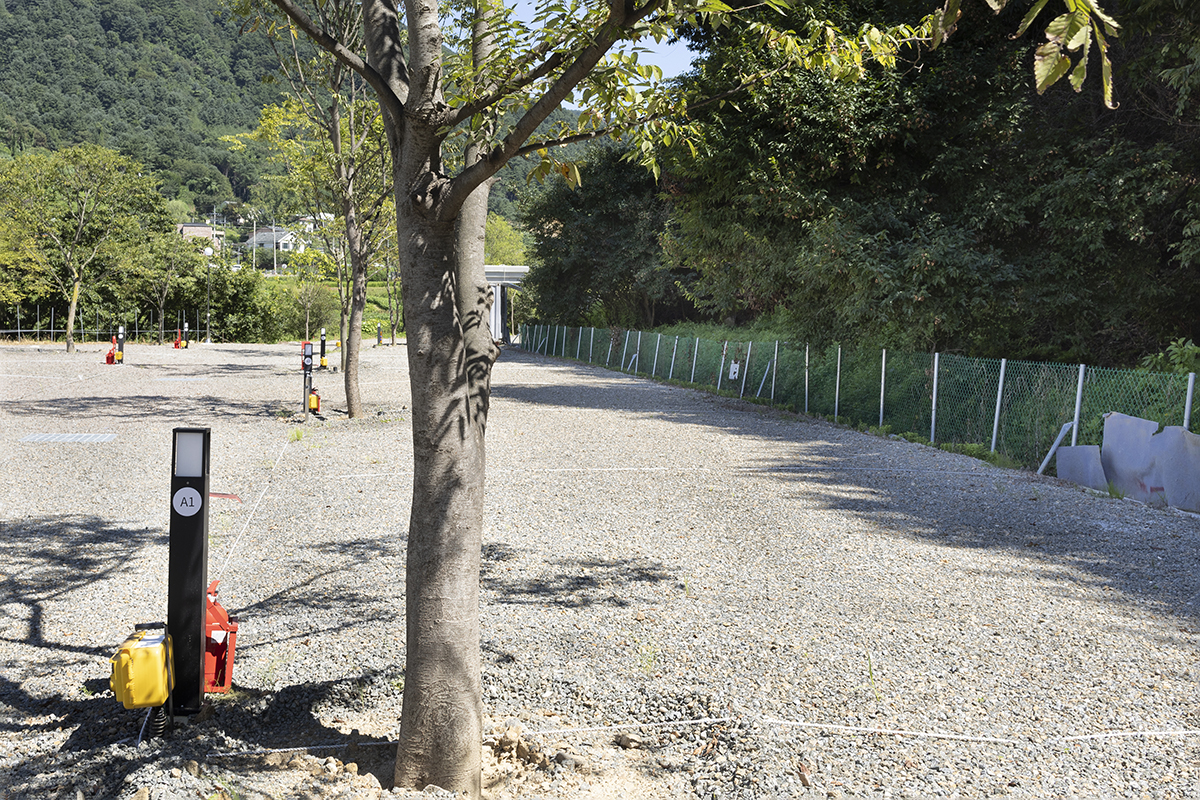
[756,716,1022,746]
[327,465,993,480]
[531,716,740,737]
[1057,730,1200,743]
[215,441,289,578]
[203,714,1200,761]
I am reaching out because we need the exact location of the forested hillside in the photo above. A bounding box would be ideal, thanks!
[0,0,283,212]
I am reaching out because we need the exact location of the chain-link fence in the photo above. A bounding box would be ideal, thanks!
[518,324,1198,469]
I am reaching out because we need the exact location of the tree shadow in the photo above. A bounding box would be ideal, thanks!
[7,394,289,421]
[0,673,400,796]
[0,515,163,660]
[481,543,674,608]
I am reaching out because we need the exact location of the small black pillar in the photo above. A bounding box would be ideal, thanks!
[302,341,313,420]
[168,427,211,716]
[117,325,125,363]
[319,328,327,368]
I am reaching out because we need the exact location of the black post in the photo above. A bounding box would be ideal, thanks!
[377,323,382,346]
[117,325,125,364]
[302,341,313,420]
[319,328,327,368]
[168,428,211,716]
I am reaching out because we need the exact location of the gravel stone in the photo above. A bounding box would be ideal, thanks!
[1,341,1197,798]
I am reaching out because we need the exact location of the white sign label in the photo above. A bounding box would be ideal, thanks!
[172,487,203,517]
[729,361,740,380]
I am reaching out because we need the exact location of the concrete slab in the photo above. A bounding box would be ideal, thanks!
[1100,412,1200,511]
[1056,445,1108,492]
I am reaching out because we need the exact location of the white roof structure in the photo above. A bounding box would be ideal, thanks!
[485,265,529,287]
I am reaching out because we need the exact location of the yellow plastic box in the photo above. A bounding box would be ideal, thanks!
[110,631,172,709]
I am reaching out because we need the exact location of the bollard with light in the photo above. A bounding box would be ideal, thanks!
[319,328,328,369]
[167,427,211,716]
[302,341,314,420]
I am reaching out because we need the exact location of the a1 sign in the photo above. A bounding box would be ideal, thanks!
[172,486,203,517]
[302,342,314,372]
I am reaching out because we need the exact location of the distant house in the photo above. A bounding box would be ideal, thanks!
[177,222,224,250]
[246,227,305,253]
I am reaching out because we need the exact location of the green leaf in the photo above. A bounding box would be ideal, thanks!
[1015,0,1052,38]
[1034,42,1071,93]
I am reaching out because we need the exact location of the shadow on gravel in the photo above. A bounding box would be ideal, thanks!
[482,544,674,608]
[0,674,400,798]
[757,444,1200,631]
[7,393,288,421]
[500,350,1200,633]
[0,515,163,660]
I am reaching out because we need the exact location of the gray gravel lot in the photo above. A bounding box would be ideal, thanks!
[1,341,1198,799]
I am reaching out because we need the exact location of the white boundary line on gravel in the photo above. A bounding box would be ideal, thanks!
[329,466,996,479]
[204,716,1200,760]
[214,441,290,579]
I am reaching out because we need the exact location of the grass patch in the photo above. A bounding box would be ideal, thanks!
[938,442,1022,469]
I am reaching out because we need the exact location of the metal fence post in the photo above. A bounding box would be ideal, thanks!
[804,344,810,414]
[930,352,940,443]
[771,341,779,401]
[691,338,699,383]
[716,341,728,391]
[740,341,752,397]
[834,345,842,420]
[652,334,661,377]
[1072,364,1085,447]
[669,336,679,380]
[991,358,1007,452]
[1184,372,1195,431]
[576,327,582,360]
[879,348,887,427]
[589,327,594,362]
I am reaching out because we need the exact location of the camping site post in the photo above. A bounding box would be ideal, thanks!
[168,427,211,716]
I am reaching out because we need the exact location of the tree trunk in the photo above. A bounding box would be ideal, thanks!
[344,203,368,417]
[393,208,486,798]
[65,278,81,353]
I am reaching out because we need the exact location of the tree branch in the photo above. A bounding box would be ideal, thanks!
[269,0,407,122]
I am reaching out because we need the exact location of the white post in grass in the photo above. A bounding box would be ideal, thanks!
[834,345,842,421]
[991,358,1007,452]
[930,352,940,444]
[589,327,595,362]
[652,334,661,377]
[577,327,582,360]
[740,342,752,397]
[620,330,630,370]
[1072,364,1086,447]
[669,336,679,380]
[606,333,614,366]
[1184,372,1195,431]
[633,331,642,372]
[691,338,699,383]
[879,348,887,428]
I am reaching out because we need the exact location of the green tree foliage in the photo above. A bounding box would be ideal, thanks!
[484,213,527,265]
[664,0,1198,365]
[521,145,684,328]
[0,0,285,212]
[0,144,172,351]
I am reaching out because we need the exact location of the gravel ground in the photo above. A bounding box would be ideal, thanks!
[0,340,1197,800]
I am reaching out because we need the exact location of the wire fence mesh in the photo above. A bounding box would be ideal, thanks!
[518,324,1198,469]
